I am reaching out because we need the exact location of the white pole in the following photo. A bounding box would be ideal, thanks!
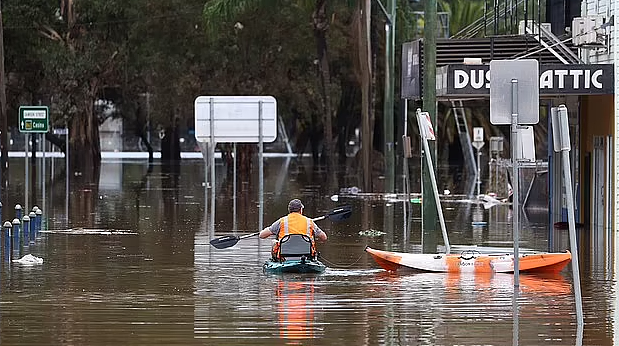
[258,101,264,231]
[511,79,520,287]
[613,0,619,247]
[233,143,237,231]
[209,98,215,232]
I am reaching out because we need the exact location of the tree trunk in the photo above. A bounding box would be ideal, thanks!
[160,116,181,176]
[313,0,336,184]
[359,0,372,192]
[69,101,101,182]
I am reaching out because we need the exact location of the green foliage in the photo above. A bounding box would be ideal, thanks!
[439,0,485,37]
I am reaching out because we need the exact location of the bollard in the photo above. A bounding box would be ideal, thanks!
[3,221,11,262]
[35,209,43,237]
[12,218,20,258]
[22,215,30,245]
[15,204,22,221]
[29,212,36,244]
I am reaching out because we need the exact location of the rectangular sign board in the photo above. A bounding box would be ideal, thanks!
[490,59,540,125]
[194,96,277,143]
[19,106,49,133]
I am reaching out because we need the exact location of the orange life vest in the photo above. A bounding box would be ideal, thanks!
[271,213,317,260]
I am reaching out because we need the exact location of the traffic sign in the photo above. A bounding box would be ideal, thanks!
[19,106,49,133]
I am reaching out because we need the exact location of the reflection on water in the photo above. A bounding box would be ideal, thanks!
[0,158,615,345]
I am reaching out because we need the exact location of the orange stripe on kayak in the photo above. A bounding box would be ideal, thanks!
[445,255,461,273]
[474,256,494,273]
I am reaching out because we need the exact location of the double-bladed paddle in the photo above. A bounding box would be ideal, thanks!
[209,205,352,249]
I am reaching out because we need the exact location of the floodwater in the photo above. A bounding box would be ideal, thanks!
[0,157,616,345]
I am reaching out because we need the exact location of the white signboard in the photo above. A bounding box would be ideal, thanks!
[519,126,536,162]
[194,96,277,143]
[473,127,484,142]
[416,111,435,140]
[489,59,540,125]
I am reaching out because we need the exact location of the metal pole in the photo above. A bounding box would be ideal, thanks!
[562,147,584,323]
[25,134,28,213]
[233,143,237,231]
[555,105,584,324]
[403,101,409,236]
[209,98,215,232]
[383,0,395,193]
[65,127,69,225]
[258,101,264,231]
[42,133,46,219]
[511,79,520,286]
[421,133,450,254]
[476,148,481,196]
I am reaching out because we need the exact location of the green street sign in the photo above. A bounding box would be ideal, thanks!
[19,106,49,133]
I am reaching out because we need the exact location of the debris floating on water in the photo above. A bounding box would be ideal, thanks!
[41,228,138,235]
[358,229,386,237]
[14,254,43,265]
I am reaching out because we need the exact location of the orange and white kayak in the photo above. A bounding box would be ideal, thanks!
[365,247,571,274]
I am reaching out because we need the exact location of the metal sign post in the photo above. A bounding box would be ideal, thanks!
[490,59,539,289]
[472,127,485,196]
[416,109,450,254]
[19,106,50,214]
[551,104,583,325]
[194,96,277,233]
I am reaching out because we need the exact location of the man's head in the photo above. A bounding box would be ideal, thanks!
[288,199,304,213]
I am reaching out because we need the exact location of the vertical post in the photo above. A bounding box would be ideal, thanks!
[14,204,21,220]
[209,98,215,232]
[258,101,264,231]
[42,133,46,217]
[29,211,36,244]
[65,127,69,225]
[22,215,29,245]
[35,208,42,235]
[3,221,10,263]
[511,79,520,286]
[25,135,29,213]
[11,218,18,258]
[233,143,237,231]
[0,0,7,185]
[422,0,438,253]
[476,149,482,196]
[614,0,619,249]
[403,100,409,237]
[383,0,396,193]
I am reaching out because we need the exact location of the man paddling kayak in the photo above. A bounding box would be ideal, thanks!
[259,199,328,261]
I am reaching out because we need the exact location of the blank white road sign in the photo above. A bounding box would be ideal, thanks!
[194,96,277,143]
[489,59,539,125]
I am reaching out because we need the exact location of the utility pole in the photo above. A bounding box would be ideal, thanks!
[422,0,439,253]
[0,0,7,187]
[383,0,396,193]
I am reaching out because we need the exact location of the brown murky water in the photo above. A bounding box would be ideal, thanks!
[0,157,615,345]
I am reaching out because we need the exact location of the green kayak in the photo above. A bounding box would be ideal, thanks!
[263,258,326,274]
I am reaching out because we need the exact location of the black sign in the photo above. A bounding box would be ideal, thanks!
[437,64,614,96]
[401,40,421,99]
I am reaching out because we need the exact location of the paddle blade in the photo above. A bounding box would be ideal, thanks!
[327,205,352,222]
[209,235,241,249]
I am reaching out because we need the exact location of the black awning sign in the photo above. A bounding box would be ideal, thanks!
[440,64,613,96]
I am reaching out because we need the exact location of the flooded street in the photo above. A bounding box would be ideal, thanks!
[0,157,616,345]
